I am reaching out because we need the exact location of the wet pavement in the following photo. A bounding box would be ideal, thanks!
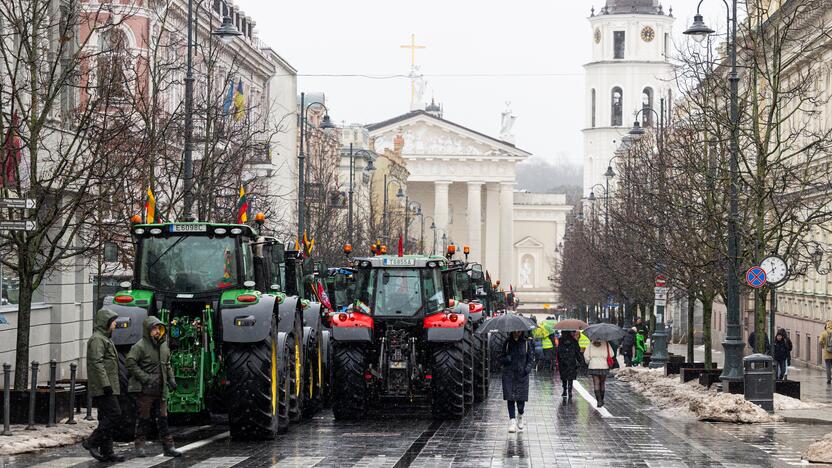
[3,372,831,467]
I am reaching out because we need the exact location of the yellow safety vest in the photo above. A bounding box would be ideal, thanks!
[542,336,553,349]
[578,331,590,349]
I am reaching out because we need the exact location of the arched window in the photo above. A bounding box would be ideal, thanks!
[642,87,654,127]
[97,29,130,98]
[611,87,623,127]
[591,89,596,128]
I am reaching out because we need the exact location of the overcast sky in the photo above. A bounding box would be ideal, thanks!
[235,0,725,166]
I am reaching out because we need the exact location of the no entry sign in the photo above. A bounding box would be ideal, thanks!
[746,266,767,288]
[655,275,666,287]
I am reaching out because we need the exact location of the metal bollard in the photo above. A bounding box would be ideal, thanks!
[84,378,93,421]
[67,362,77,425]
[47,359,57,427]
[25,361,38,430]
[2,363,10,436]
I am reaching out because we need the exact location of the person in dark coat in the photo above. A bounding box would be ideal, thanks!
[501,331,533,433]
[619,328,636,367]
[772,331,789,380]
[748,331,770,354]
[555,331,584,400]
[777,328,793,377]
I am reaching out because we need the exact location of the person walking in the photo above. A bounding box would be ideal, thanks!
[633,329,646,366]
[634,318,649,337]
[82,308,125,463]
[619,327,636,367]
[772,331,789,381]
[501,331,533,433]
[126,316,182,457]
[583,340,614,408]
[821,320,832,384]
[555,331,583,400]
[778,328,793,378]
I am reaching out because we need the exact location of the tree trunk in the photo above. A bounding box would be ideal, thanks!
[13,273,34,391]
[702,297,714,370]
[639,302,646,322]
[755,290,768,354]
[687,290,695,363]
[649,304,656,336]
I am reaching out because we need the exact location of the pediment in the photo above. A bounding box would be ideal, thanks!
[514,236,544,248]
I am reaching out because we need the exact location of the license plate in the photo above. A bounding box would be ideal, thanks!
[170,224,206,233]
[383,258,415,266]
[389,361,407,369]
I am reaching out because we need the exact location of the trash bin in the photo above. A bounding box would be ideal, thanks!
[743,353,774,411]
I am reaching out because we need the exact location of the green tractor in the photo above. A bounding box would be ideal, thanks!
[109,222,307,440]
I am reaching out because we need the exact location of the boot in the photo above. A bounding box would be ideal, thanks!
[594,390,602,407]
[567,381,573,400]
[508,418,517,433]
[101,439,125,463]
[82,438,106,462]
[600,389,606,407]
[134,418,151,457]
[598,390,605,408]
[162,436,182,457]
[561,382,567,398]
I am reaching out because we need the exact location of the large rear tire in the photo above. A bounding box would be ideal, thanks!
[321,330,333,407]
[288,333,303,423]
[473,333,489,402]
[302,331,323,418]
[112,350,136,442]
[225,329,280,441]
[431,341,465,419]
[277,335,291,434]
[332,343,367,420]
[463,324,474,408]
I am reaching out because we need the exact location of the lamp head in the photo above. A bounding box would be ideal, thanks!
[684,14,714,43]
[588,191,596,201]
[214,16,243,44]
[629,121,646,136]
[364,159,376,173]
[395,187,405,199]
[604,165,616,179]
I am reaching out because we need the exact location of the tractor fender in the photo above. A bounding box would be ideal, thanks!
[220,294,279,343]
[278,296,302,335]
[303,326,313,349]
[275,331,290,368]
[426,327,465,342]
[331,326,373,342]
[303,302,323,335]
[321,330,332,365]
[109,304,148,346]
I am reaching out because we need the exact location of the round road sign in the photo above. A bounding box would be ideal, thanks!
[746,266,767,289]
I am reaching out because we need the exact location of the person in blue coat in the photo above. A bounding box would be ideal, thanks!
[501,331,534,433]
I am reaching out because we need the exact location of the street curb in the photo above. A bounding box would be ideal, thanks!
[781,416,832,425]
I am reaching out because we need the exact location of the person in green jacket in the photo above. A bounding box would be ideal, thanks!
[82,308,125,463]
[633,330,646,366]
[126,316,182,458]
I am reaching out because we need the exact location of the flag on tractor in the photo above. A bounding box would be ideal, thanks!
[233,79,245,121]
[218,248,233,288]
[144,187,156,224]
[222,78,235,117]
[235,185,248,223]
[317,280,332,310]
[302,231,315,258]
[397,234,404,257]
[486,270,492,284]
[2,112,22,187]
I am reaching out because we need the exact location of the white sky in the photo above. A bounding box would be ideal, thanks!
[235,0,726,166]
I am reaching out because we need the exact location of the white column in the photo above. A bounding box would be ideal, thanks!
[466,182,483,263]
[484,183,500,277]
[499,182,514,287]
[434,180,450,243]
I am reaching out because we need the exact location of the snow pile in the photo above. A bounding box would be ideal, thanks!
[614,367,779,423]
[774,393,827,411]
[803,432,832,464]
[0,416,96,456]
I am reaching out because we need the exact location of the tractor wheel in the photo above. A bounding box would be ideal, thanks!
[302,332,323,418]
[276,334,292,434]
[288,333,303,423]
[431,340,465,419]
[112,350,136,442]
[321,330,333,407]
[225,329,281,440]
[463,324,474,408]
[489,331,506,372]
[332,343,367,420]
[473,333,489,402]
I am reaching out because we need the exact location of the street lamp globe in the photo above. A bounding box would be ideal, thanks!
[213,16,243,44]
[683,14,714,43]
[396,187,405,200]
[588,191,596,201]
[364,159,376,173]
[430,222,436,229]
[604,165,616,179]
[629,121,646,136]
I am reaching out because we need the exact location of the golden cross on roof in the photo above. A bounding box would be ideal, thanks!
[400,33,425,69]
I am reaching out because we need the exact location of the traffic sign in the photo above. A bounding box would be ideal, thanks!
[0,220,36,231]
[746,266,767,288]
[0,198,36,209]
[655,275,666,287]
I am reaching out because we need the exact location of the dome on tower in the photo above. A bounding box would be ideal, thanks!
[601,0,661,15]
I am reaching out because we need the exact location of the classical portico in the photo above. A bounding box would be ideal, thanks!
[368,110,530,282]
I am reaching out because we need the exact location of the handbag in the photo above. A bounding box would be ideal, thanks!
[606,345,615,368]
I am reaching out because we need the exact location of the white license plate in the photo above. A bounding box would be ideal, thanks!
[383,258,415,266]
[171,224,207,233]
[389,361,407,369]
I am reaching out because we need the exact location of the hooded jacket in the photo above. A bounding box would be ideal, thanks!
[86,308,120,397]
[772,333,789,361]
[821,320,832,361]
[126,316,176,397]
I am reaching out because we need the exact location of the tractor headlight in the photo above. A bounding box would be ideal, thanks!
[230,228,242,235]
[149,228,162,235]
[214,227,227,235]
[133,228,145,235]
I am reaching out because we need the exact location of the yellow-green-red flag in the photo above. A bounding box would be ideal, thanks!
[144,188,156,224]
[236,185,248,223]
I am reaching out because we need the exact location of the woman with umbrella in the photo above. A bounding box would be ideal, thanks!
[582,323,624,408]
[555,330,583,401]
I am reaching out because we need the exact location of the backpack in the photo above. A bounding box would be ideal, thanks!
[826,334,832,354]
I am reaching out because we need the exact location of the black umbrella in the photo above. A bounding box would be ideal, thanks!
[583,323,626,342]
[476,313,536,334]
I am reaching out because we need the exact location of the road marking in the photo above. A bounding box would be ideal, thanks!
[111,431,230,467]
[189,456,249,467]
[271,456,326,467]
[29,457,93,468]
[572,380,614,418]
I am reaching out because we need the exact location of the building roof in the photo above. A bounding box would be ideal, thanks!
[602,0,661,15]
[367,110,531,156]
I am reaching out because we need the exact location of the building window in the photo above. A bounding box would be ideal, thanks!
[97,28,130,98]
[103,242,119,263]
[807,335,811,362]
[611,87,623,127]
[664,33,670,59]
[614,31,625,59]
[591,89,596,128]
[796,332,801,357]
[642,87,654,127]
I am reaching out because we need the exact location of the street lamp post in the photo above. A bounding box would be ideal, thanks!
[183,1,241,220]
[404,201,421,254]
[424,216,435,255]
[684,0,743,385]
[297,94,336,241]
[382,175,405,244]
[348,144,376,246]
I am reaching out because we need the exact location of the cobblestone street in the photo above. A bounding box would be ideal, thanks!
[3,373,830,467]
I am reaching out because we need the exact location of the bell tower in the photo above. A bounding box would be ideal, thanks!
[582,0,675,199]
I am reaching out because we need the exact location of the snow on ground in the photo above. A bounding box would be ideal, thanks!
[614,367,779,423]
[0,414,96,456]
[804,432,832,463]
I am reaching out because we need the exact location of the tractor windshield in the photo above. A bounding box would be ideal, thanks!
[138,235,241,293]
[355,267,444,317]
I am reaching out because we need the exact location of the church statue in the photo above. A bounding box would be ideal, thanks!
[410,66,427,111]
[500,102,517,143]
